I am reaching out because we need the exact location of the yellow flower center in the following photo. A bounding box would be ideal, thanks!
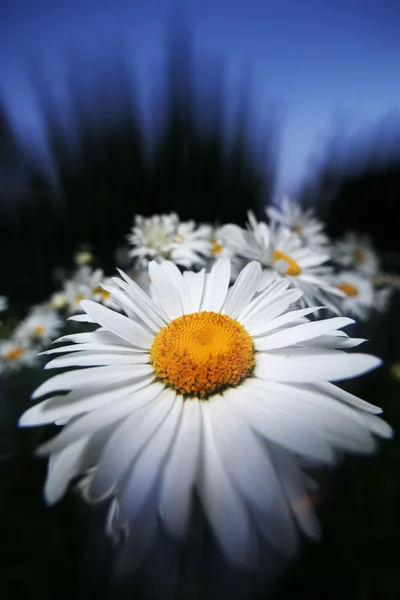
[294,224,303,236]
[354,249,366,264]
[33,325,45,337]
[338,283,359,297]
[92,286,111,301]
[173,233,185,244]
[150,311,255,399]
[4,347,25,361]
[210,239,223,255]
[74,293,87,304]
[273,249,301,276]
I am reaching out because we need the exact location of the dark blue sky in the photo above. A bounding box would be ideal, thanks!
[1,0,399,195]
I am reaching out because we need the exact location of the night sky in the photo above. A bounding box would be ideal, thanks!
[1,0,400,195]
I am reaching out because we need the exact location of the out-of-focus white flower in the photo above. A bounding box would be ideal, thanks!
[50,292,69,311]
[21,259,390,568]
[14,305,64,347]
[127,213,211,269]
[0,296,8,313]
[267,197,329,249]
[220,213,343,313]
[127,213,179,268]
[0,339,38,374]
[374,287,393,313]
[74,251,93,266]
[331,271,375,321]
[207,226,245,281]
[333,233,379,277]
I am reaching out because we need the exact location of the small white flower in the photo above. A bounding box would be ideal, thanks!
[21,259,390,567]
[267,197,329,249]
[50,292,69,311]
[207,226,245,281]
[331,271,375,321]
[127,213,179,268]
[14,305,64,347]
[0,296,8,313]
[0,339,38,374]
[127,213,211,269]
[333,233,379,277]
[220,213,343,313]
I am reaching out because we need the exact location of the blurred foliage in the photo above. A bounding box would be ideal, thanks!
[0,34,275,306]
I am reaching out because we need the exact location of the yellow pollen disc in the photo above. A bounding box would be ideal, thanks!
[4,347,25,361]
[173,234,185,244]
[150,311,255,399]
[93,286,111,300]
[210,239,223,255]
[273,249,301,276]
[338,282,359,297]
[75,293,87,303]
[33,325,45,336]
[294,224,303,236]
[354,249,366,264]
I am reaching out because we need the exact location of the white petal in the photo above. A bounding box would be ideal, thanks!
[315,382,382,413]
[44,436,90,504]
[255,352,381,382]
[36,381,160,453]
[244,306,323,337]
[159,399,201,538]
[148,261,183,320]
[45,351,149,369]
[225,386,335,462]
[254,317,355,351]
[160,261,191,314]
[208,394,280,511]
[21,377,154,427]
[68,313,96,323]
[81,300,154,349]
[88,388,177,502]
[183,269,205,313]
[221,261,261,318]
[117,394,183,522]
[201,259,231,312]
[31,364,152,399]
[113,270,169,327]
[197,402,257,567]
[42,342,143,355]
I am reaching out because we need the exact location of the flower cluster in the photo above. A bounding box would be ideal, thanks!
[1,197,397,570]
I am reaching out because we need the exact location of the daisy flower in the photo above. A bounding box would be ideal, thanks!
[0,296,8,313]
[0,339,38,374]
[220,213,343,313]
[207,226,245,281]
[128,213,211,269]
[266,196,329,249]
[127,213,179,268]
[333,232,379,277]
[20,259,390,567]
[331,271,376,321]
[14,305,64,347]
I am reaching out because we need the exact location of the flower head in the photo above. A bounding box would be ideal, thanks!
[0,339,38,374]
[20,259,390,567]
[220,213,343,312]
[333,232,379,277]
[14,305,63,347]
[331,271,375,321]
[127,213,211,269]
[267,197,329,249]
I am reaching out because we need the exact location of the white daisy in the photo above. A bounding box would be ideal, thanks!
[220,214,343,313]
[0,296,8,312]
[50,292,69,311]
[331,271,375,321]
[128,213,211,269]
[207,226,245,281]
[333,232,379,277]
[20,259,390,567]
[0,339,38,374]
[127,213,179,268]
[267,196,329,249]
[14,305,64,347]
